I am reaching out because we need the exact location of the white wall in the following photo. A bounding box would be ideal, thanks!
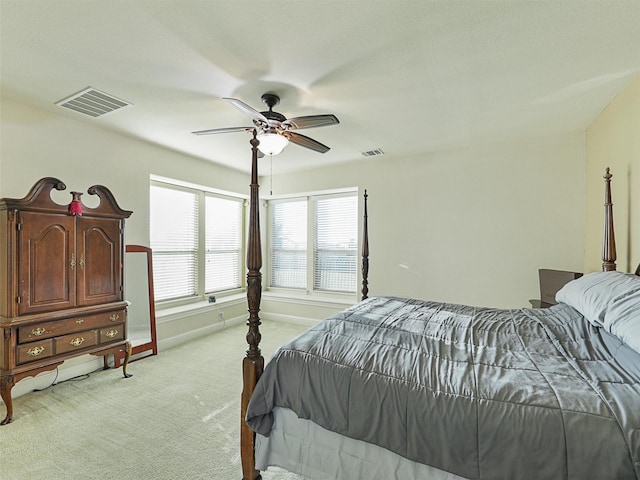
[1,98,587,310]
[0,100,589,312]
[585,74,640,274]
[267,133,586,308]
[0,98,251,242]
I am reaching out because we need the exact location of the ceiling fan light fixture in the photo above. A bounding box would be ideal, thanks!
[257,132,289,156]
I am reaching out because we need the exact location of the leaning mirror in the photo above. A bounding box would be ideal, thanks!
[122,244,158,363]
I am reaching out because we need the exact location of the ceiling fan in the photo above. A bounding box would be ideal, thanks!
[192,93,339,155]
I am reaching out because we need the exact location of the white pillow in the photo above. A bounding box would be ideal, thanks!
[604,289,640,355]
[555,271,640,327]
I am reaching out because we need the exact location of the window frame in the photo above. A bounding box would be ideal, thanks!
[266,188,359,299]
[150,176,247,307]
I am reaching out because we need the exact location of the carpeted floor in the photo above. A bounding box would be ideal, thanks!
[0,320,309,480]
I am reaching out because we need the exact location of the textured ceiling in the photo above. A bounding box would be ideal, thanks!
[1,0,639,174]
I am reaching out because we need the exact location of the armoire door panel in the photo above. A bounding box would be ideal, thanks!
[18,213,75,315]
[77,217,122,306]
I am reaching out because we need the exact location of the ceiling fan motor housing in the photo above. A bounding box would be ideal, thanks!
[260,93,286,122]
[260,110,286,122]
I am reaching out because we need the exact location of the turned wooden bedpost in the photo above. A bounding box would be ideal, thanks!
[602,167,617,272]
[361,189,369,301]
[241,130,264,480]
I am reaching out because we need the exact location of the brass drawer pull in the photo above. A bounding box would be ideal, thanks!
[105,329,119,338]
[109,314,120,322]
[31,327,46,336]
[69,337,85,347]
[79,253,85,269]
[27,346,45,357]
[76,319,84,324]
[70,253,76,269]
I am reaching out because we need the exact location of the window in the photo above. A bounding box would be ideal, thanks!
[270,200,307,289]
[150,180,244,302]
[314,196,358,292]
[269,191,358,294]
[204,195,242,292]
[150,185,198,301]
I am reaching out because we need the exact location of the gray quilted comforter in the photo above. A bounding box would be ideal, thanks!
[246,296,640,479]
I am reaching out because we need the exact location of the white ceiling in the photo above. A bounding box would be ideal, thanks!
[1,1,639,174]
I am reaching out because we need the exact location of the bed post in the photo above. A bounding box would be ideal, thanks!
[602,167,617,272]
[361,189,369,301]
[240,130,264,480]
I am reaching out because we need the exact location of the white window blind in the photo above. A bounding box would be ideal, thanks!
[150,184,198,301]
[205,195,243,292]
[270,200,307,289]
[314,195,358,292]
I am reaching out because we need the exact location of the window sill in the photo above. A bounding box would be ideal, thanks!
[154,290,358,325]
[262,290,357,309]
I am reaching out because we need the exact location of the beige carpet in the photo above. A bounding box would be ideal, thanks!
[0,320,309,480]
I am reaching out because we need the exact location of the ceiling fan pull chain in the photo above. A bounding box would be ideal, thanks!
[270,153,273,196]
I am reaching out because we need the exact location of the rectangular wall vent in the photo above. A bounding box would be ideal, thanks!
[56,87,132,118]
[361,148,384,157]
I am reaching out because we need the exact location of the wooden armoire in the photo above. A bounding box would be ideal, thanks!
[0,177,133,425]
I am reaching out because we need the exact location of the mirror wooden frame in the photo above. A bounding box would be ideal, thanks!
[115,244,158,365]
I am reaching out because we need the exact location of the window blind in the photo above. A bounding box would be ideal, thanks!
[150,185,198,301]
[314,195,358,292]
[205,195,242,292]
[270,200,307,289]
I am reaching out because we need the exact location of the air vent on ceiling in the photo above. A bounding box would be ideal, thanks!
[55,87,132,118]
[361,148,384,157]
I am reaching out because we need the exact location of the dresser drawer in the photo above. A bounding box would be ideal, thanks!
[16,340,54,365]
[99,326,125,344]
[18,310,126,344]
[55,330,98,355]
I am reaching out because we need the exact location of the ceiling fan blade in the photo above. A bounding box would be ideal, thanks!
[285,132,331,154]
[282,114,339,130]
[223,97,269,126]
[192,126,253,135]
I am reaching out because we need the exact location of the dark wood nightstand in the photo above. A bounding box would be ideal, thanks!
[529,299,554,308]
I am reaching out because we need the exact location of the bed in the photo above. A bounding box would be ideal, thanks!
[239,135,640,480]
